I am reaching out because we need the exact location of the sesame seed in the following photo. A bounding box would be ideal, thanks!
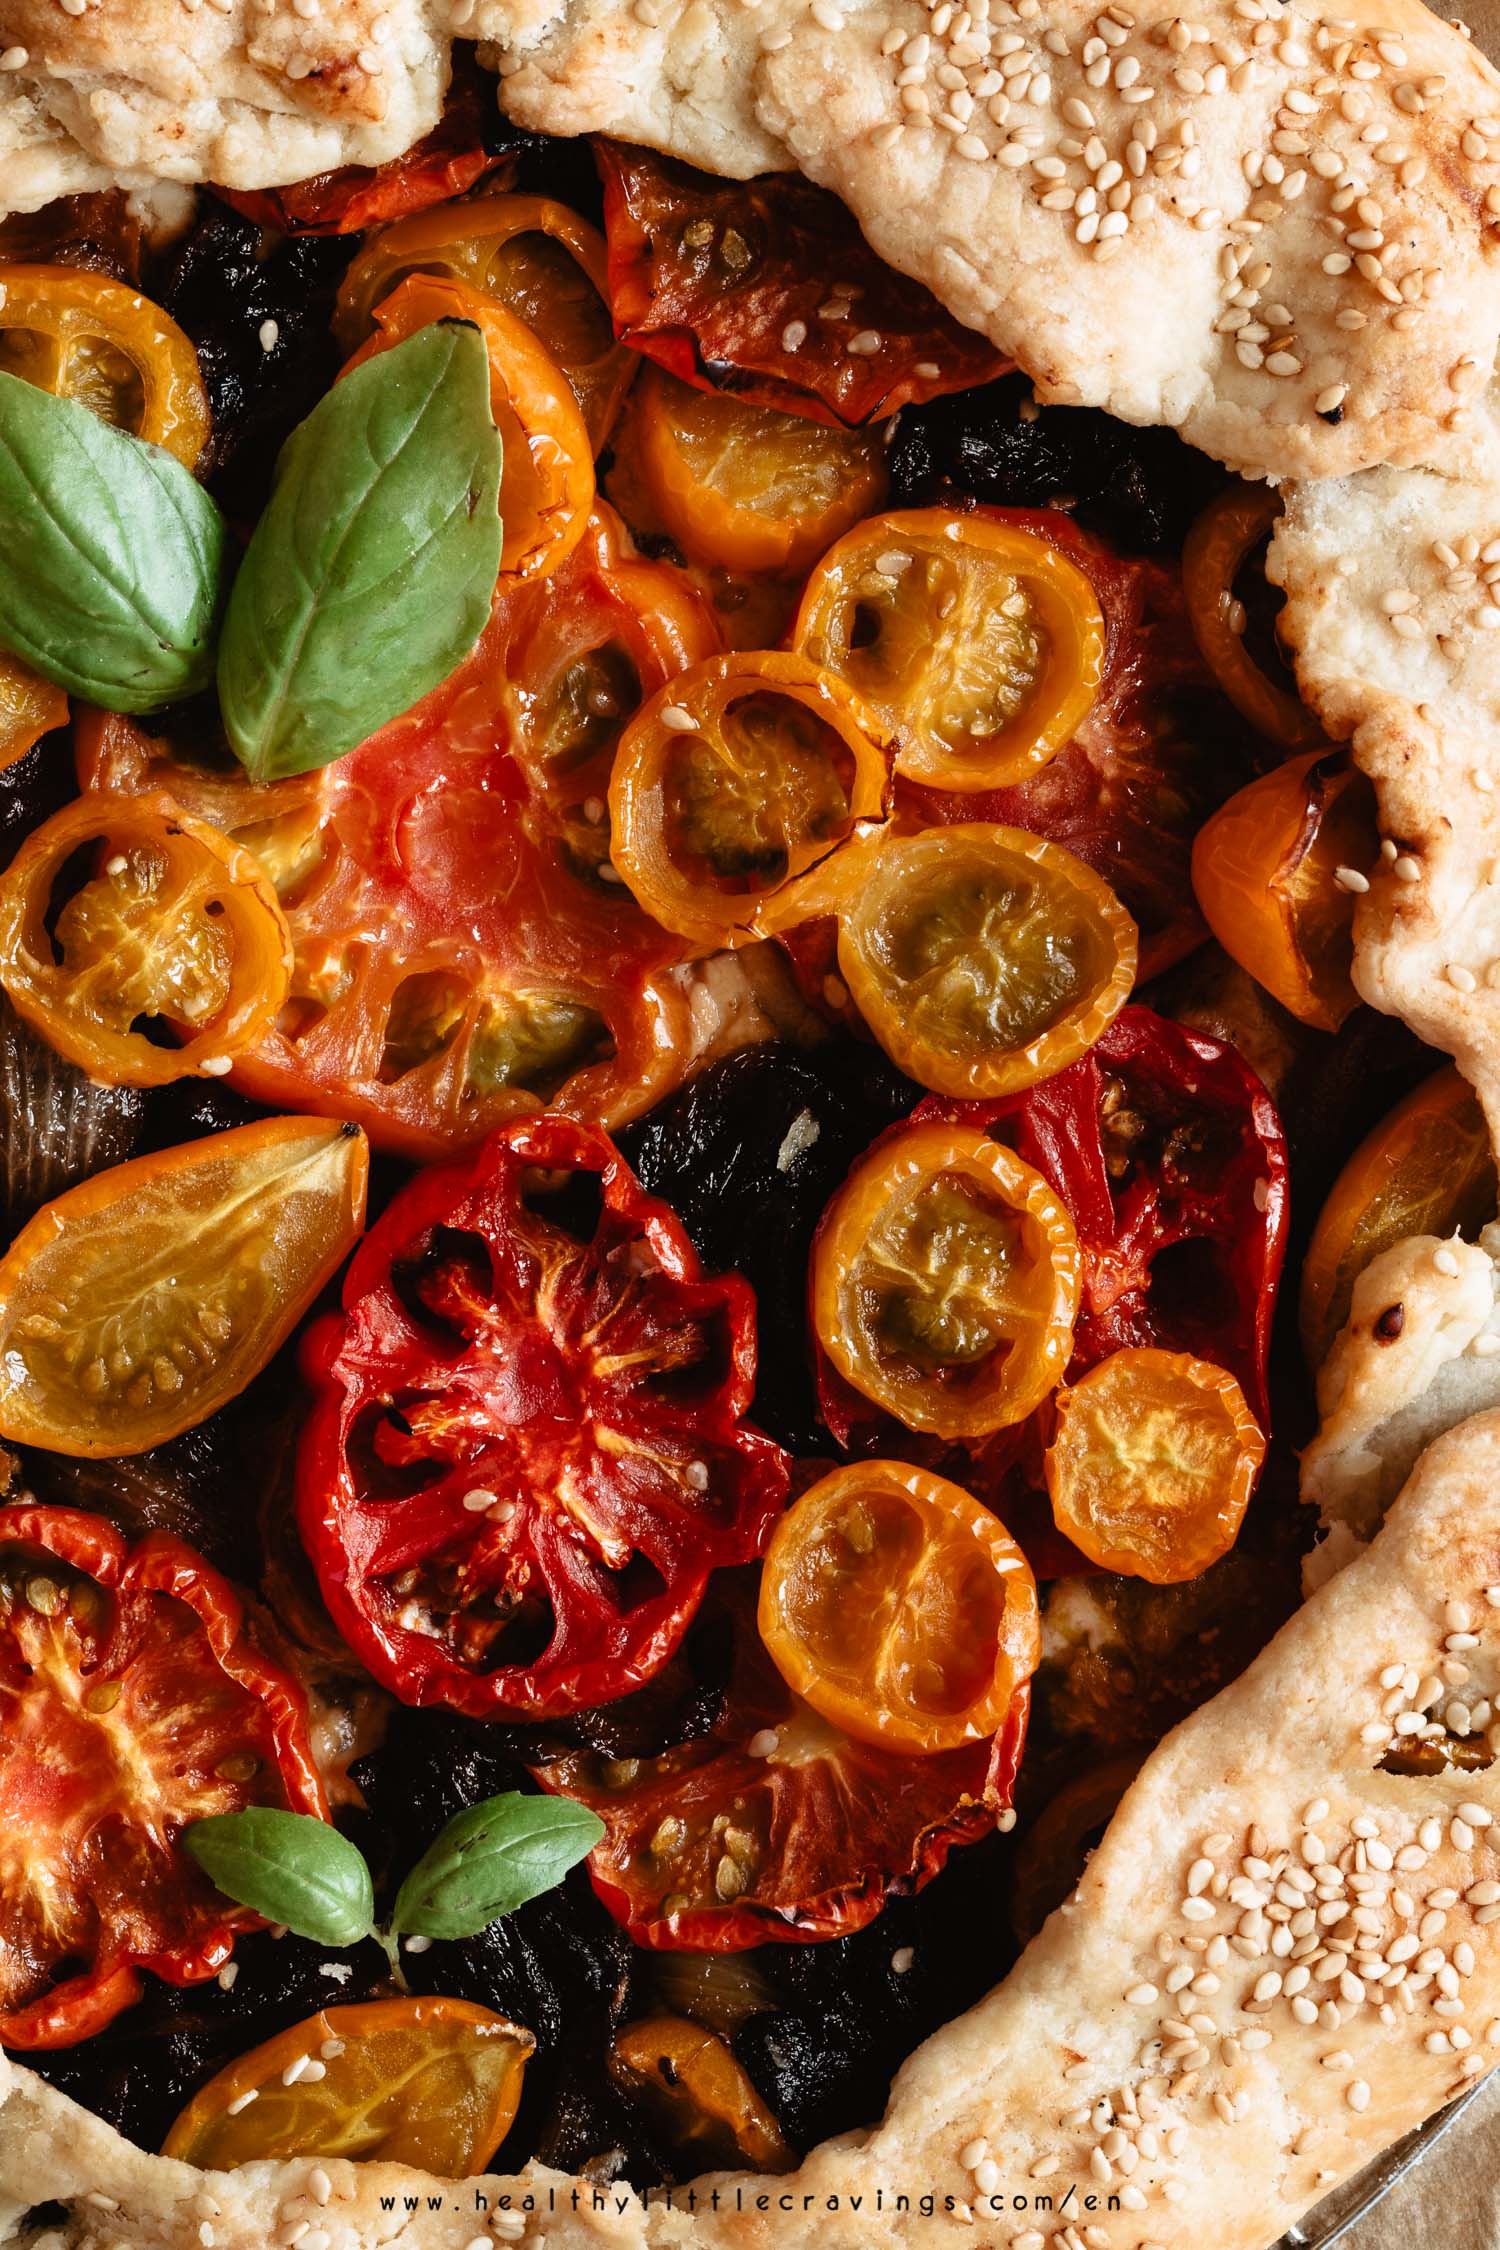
[892,1946,915,1972]
[1346,2080,1371,2112]
[660,704,696,732]
[0,45,27,64]
[226,2088,258,2114]
[748,1728,779,1757]
[259,319,279,353]
[282,2055,312,2086]
[1334,865,1369,893]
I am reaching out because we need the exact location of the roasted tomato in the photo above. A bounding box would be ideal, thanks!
[537,1567,1028,1948]
[78,508,721,1158]
[0,1117,367,1458]
[758,1461,1040,1755]
[0,792,292,1087]
[792,510,1106,792]
[0,1505,325,2048]
[1300,1065,1497,1369]
[1190,749,1377,1032]
[162,1996,533,2170]
[335,192,634,452]
[342,271,594,584]
[609,653,892,948]
[596,141,1009,426]
[1183,485,1322,750]
[833,824,1136,1098]
[298,1114,788,1720]
[0,656,66,774]
[634,366,889,576]
[811,1120,1079,1437]
[610,2015,792,2171]
[0,265,209,466]
[1045,1346,1265,1583]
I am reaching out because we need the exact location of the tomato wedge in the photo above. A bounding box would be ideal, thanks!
[0,1506,325,2048]
[537,1567,1028,1949]
[609,2017,792,2171]
[758,1461,1040,1755]
[833,823,1137,1098]
[0,792,292,1087]
[811,1121,1080,1437]
[793,509,1106,792]
[162,1996,532,2171]
[0,264,209,466]
[0,1117,367,1457]
[1045,1346,1265,1583]
[298,1114,788,1720]
[1183,485,1322,750]
[0,654,66,774]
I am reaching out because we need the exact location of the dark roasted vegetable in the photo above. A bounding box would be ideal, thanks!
[0,988,143,1244]
[0,191,144,283]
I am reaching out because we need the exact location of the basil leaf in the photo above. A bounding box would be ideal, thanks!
[390,1793,605,1941]
[0,371,227,711]
[184,1809,375,1948]
[217,320,502,782]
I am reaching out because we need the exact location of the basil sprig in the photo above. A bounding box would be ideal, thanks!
[184,1792,603,1969]
[0,372,227,710]
[216,320,503,782]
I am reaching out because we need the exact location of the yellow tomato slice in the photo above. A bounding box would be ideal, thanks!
[0,1116,368,1456]
[1045,1346,1266,1584]
[0,651,66,773]
[757,1459,1041,1755]
[834,822,1137,1096]
[162,1996,532,2172]
[792,507,1105,790]
[1300,1066,1497,1369]
[812,1119,1081,1436]
[0,264,210,467]
[609,2016,792,2171]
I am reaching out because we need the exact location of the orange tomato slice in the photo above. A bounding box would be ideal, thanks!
[1044,1346,1266,1584]
[0,651,66,773]
[1189,748,1378,1031]
[161,1996,532,2172]
[609,2016,792,2170]
[757,1459,1041,1755]
[1182,485,1322,750]
[812,1119,1081,1437]
[0,264,210,467]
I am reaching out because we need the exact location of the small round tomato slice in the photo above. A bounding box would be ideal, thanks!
[793,509,1105,792]
[0,791,293,1087]
[0,1506,325,2048]
[162,1996,532,2171]
[1044,1346,1266,1583]
[343,272,594,584]
[609,2016,792,2171]
[1183,485,1322,750]
[0,265,210,466]
[609,652,892,949]
[1300,1066,1496,1370]
[758,1461,1040,1756]
[298,1114,788,1720]
[812,1121,1080,1437]
[0,653,66,773]
[634,366,889,576]
[1190,749,1378,1031]
[0,1117,368,1458]
[835,823,1137,1097]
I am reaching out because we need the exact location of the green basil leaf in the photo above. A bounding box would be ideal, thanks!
[390,1792,605,1941]
[0,371,227,711]
[184,1809,375,1948]
[217,320,502,783]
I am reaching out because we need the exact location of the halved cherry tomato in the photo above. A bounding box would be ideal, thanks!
[1045,1346,1265,1583]
[77,509,722,1158]
[834,823,1136,1098]
[162,1996,532,2170]
[0,654,66,773]
[537,1566,1028,1949]
[0,265,209,466]
[793,509,1105,792]
[298,1114,787,1720]
[0,792,292,1087]
[597,142,1010,427]
[758,1460,1040,1756]
[0,1116,367,1457]
[811,1121,1080,1437]
[610,2016,792,2171]
[335,193,635,452]
[0,1505,325,2048]
[610,652,892,949]
[342,272,593,584]
[1183,485,1321,749]
[1300,1066,1497,1369]
[635,366,888,576]
[1190,749,1376,1031]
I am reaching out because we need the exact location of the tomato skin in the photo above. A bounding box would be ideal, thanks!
[0,264,210,468]
[1183,485,1322,751]
[0,1505,326,2049]
[298,1114,788,1721]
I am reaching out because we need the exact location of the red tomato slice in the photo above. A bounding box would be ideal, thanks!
[0,1506,326,2049]
[596,142,1010,428]
[536,1566,1028,1950]
[297,1115,789,1721]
